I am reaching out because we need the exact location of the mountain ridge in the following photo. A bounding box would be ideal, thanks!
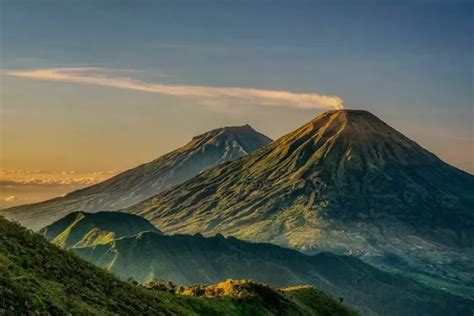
[0,215,359,316]
[40,211,162,248]
[2,125,271,230]
[41,210,474,316]
[123,109,474,291]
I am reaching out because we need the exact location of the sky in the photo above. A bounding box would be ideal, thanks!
[0,0,473,207]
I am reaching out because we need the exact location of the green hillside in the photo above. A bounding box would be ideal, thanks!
[39,211,161,248]
[0,216,358,316]
[43,211,474,316]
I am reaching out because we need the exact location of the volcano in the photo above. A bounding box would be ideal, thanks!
[125,110,474,291]
[2,125,271,230]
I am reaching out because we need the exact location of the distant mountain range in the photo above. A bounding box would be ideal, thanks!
[41,211,474,316]
[0,215,359,316]
[123,110,474,295]
[2,125,271,230]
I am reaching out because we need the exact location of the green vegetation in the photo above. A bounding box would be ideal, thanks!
[145,279,356,316]
[43,211,474,316]
[123,110,474,302]
[4,110,474,316]
[39,211,161,248]
[0,216,359,315]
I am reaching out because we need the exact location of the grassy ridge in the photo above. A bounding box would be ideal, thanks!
[43,211,474,316]
[0,216,358,315]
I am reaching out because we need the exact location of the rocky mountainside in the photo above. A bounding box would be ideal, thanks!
[2,125,271,230]
[0,216,358,316]
[124,110,474,292]
[42,211,474,316]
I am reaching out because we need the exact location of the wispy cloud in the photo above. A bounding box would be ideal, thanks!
[6,68,344,110]
[3,195,18,202]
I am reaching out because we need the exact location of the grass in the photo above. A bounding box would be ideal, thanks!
[0,216,359,315]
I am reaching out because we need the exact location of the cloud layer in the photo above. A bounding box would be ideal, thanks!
[3,195,18,202]
[7,68,344,110]
[0,178,102,186]
[0,169,117,176]
[0,169,119,187]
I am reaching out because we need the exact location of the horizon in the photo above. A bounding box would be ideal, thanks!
[1,0,473,207]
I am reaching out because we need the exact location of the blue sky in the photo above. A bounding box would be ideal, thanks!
[0,0,473,176]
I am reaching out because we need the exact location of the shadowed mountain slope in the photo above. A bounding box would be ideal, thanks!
[40,211,162,248]
[2,125,271,230]
[124,110,474,290]
[42,211,474,316]
[0,216,359,316]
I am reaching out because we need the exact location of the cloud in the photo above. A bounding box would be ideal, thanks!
[0,169,118,176]
[0,169,119,187]
[0,178,102,187]
[0,169,47,175]
[6,68,344,110]
[3,195,18,202]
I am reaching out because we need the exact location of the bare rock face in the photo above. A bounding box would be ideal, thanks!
[125,110,474,293]
[2,125,271,230]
